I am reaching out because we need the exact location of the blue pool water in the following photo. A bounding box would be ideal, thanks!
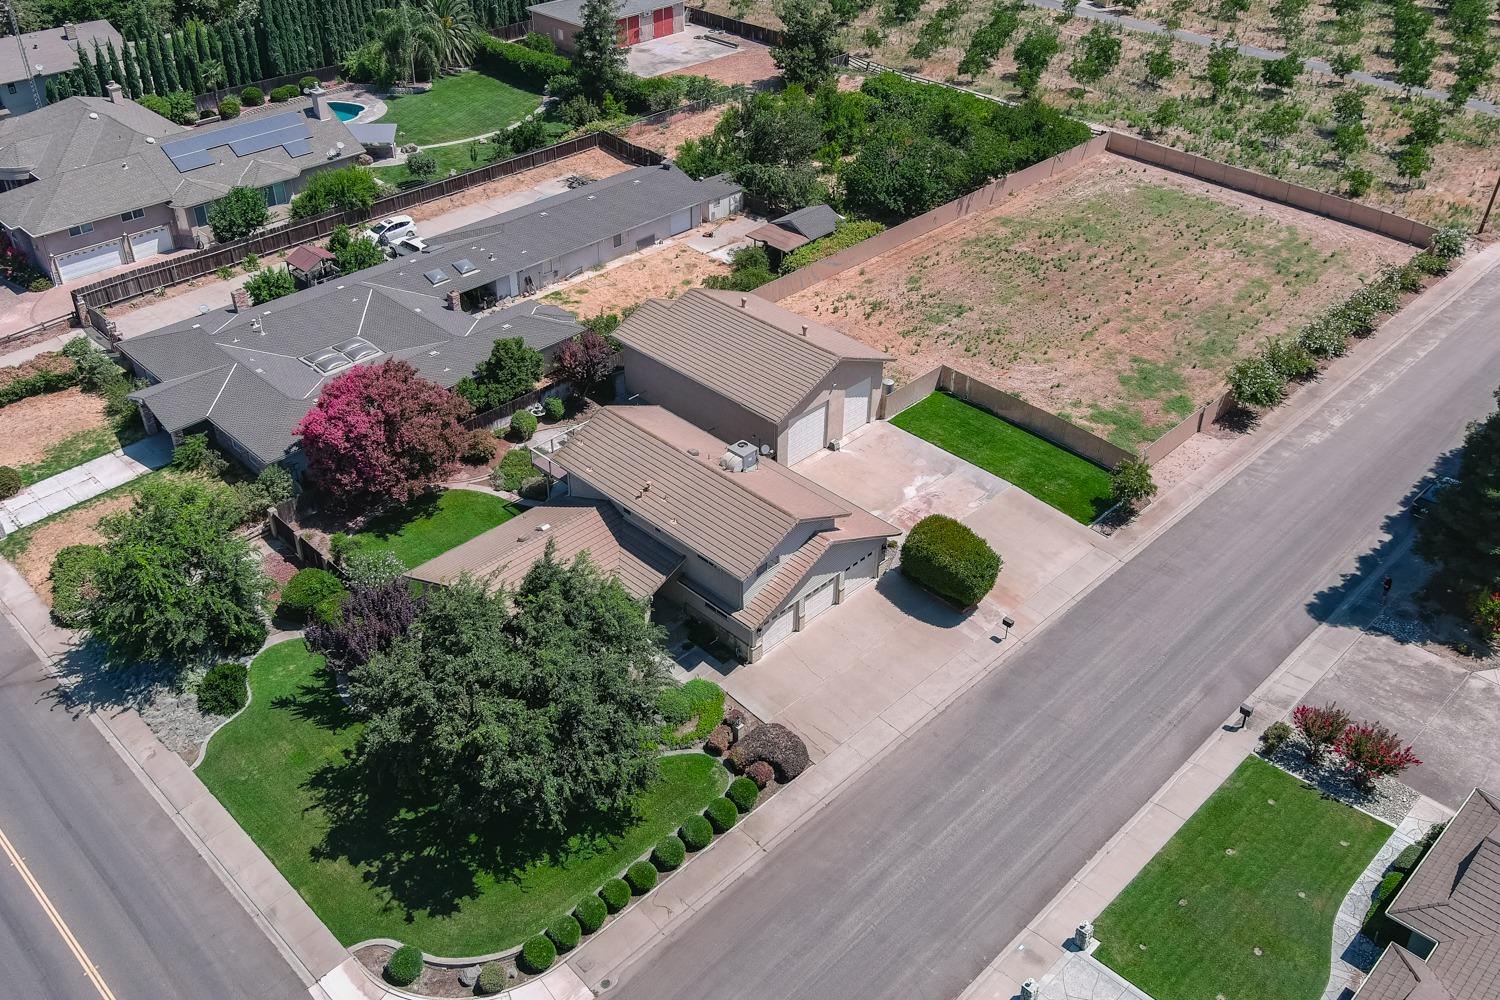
[328,101,365,122]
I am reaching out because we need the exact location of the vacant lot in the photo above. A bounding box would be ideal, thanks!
[541,243,728,319]
[1094,756,1390,1000]
[783,155,1408,448]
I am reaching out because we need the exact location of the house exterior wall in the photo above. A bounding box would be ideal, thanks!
[745,536,886,661]
[531,11,580,53]
[31,201,178,280]
[620,346,780,451]
[772,358,885,461]
[0,77,46,116]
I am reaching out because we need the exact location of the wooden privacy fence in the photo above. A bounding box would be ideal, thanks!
[685,8,785,47]
[73,131,664,313]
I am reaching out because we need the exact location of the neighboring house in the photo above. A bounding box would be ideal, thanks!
[0,88,364,282]
[1354,787,1500,1000]
[0,20,123,116]
[117,284,583,472]
[527,0,683,54]
[616,288,889,465]
[746,204,839,268]
[541,404,898,660]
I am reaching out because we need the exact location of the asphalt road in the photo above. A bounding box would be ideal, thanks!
[610,260,1500,1000]
[0,616,305,1000]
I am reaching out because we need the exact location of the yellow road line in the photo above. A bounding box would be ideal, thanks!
[0,824,117,1000]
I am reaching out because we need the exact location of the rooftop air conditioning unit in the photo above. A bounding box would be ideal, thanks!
[719,440,759,473]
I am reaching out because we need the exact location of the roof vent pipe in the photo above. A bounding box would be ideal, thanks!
[801,324,808,336]
[740,296,747,308]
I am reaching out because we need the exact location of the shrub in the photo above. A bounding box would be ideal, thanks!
[510,409,538,441]
[1411,250,1448,276]
[1471,590,1500,642]
[680,814,713,851]
[1298,317,1351,360]
[278,568,347,624]
[171,432,229,477]
[704,796,738,833]
[1336,722,1421,789]
[547,913,582,952]
[0,465,21,499]
[652,834,686,871]
[780,219,886,274]
[1226,353,1287,409]
[299,75,319,92]
[244,266,296,305]
[1259,720,1293,755]
[269,84,299,102]
[518,935,556,974]
[1264,338,1319,381]
[384,944,423,987]
[217,96,241,119]
[197,662,249,715]
[900,513,1001,608]
[50,544,102,627]
[27,277,52,293]
[725,722,811,781]
[1384,262,1423,295]
[1109,458,1156,511]
[1292,702,1351,764]
[726,775,760,813]
[473,34,572,90]
[406,151,439,182]
[476,962,507,995]
[745,760,775,789]
[657,677,726,748]
[704,723,732,756]
[1429,225,1468,261]
[240,86,264,106]
[625,859,658,894]
[461,428,497,465]
[492,446,534,491]
[574,894,608,933]
[599,878,631,912]
[543,395,566,421]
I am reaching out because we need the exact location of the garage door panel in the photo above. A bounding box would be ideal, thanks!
[668,208,692,235]
[842,378,872,438]
[56,240,124,281]
[128,226,173,261]
[786,403,826,466]
[762,607,794,652]
[844,548,878,594]
[802,579,836,624]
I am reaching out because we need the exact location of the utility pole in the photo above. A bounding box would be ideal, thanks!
[1,1,42,111]
[1481,169,1500,236]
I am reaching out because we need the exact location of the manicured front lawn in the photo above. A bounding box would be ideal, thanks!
[1093,756,1391,1000]
[890,391,1114,523]
[350,489,520,568]
[196,641,729,954]
[376,71,542,146]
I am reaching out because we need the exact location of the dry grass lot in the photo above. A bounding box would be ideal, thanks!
[10,493,133,605]
[782,155,1408,448]
[541,243,728,318]
[0,388,109,468]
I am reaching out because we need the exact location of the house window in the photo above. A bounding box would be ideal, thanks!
[260,182,288,207]
[67,222,93,237]
[5,83,14,94]
[120,208,145,222]
[612,233,623,248]
[192,204,212,228]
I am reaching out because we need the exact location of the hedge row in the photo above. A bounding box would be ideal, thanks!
[474,34,571,90]
[900,514,1002,608]
[0,354,80,408]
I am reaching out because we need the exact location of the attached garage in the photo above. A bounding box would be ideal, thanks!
[652,5,676,35]
[761,606,795,652]
[801,577,837,626]
[786,403,827,466]
[667,208,693,236]
[55,239,124,281]
[128,226,174,262]
[843,547,879,595]
[842,378,872,439]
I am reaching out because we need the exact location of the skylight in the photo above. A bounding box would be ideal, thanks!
[453,258,478,276]
[424,268,449,286]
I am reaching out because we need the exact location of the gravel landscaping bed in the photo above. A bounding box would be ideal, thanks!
[1259,745,1417,826]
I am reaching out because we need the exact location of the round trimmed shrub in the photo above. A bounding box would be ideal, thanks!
[197,662,248,716]
[543,395,566,420]
[0,466,21,500]
[900,513,1001,608]
[476,962,507,995]
[652,834,686,871]
[299,75,319,92]
[278,568,346,624]
[574,894,607,933]
[679,814,713,851]
[384,944,423,987]
[240,85,264,106]
[704,796,738,833]
[49,543,102,628]
[745,760,775,789]
[518,934,556,974]
[625,860,658,894]
[510,409,538,441]
[217,96,241,119]
[547,913,582,952]
[726,775,760,814]
[599,877,631,912]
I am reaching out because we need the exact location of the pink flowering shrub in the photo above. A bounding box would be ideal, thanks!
[1292,702,1351,764]
[1336,723,1421,790]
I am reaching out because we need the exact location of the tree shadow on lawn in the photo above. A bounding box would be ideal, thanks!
[280,669,643,923]
[354,491,445,544]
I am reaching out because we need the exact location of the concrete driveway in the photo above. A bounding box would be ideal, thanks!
[681,421,1120,759]
[625,32,745,77]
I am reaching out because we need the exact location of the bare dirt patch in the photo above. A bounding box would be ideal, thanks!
[406,148,634,225]
[539,242,729,317]
[623,104,728,157]
[14,493,133,604]
[0,388,109,468]
[781,154,1409,449]
[664,44,780,87]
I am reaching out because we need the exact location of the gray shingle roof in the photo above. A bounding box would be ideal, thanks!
[616,288,888,424]
[527,0,672,26]
[1358,788,1500,1000]
[0,96,363,236]
[122,286,581,467]
[0,20,123,85]
[775,204,839,241]
[408,499,684,601]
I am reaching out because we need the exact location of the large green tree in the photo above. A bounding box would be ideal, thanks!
[572,0,625,102]
[207,186,271,243]
[1416,388,1500,598]
[87,476,272,665]
[455,337,545,411]
[347,549,669,830]
[771,0,840,88]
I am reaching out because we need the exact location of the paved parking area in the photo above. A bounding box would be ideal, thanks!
[625,32,745,77]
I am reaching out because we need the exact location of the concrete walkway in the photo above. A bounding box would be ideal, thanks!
[0,432,172,534]
[1023,0,1500,117]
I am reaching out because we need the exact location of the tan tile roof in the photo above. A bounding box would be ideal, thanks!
[406,499,682,601]
[1358,789,1500,1000]
[615,288,887,425]
[747,223,809,253]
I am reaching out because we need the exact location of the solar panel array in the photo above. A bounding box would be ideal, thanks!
[161,111,314,173]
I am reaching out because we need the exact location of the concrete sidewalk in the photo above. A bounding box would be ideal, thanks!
[0,432,172,534]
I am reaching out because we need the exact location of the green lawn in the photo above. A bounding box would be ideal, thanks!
[890,391,1114,523]
[369,141,497,187]
[376,71,542,146]
[350,489,520,568]
[18,421,146,487]
[196,641,729,954]
[1094,757,1391,1000]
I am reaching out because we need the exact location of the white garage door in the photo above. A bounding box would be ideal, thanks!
[843,547,878,595]
[761,607,795,652]
[128,226,174,261]
[842,378,872,438]
[801,578,837,625]
[786,403,827,465]
[56,239,124,281]
[667,208,693,235]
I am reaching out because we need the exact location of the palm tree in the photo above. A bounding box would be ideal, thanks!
[372,3,443,85]
[425,0,479,71]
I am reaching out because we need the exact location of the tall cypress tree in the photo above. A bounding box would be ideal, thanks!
[91,43,112,92]
[262,0,285,75]
[177,32,201,93]
[44,77,58,103]
[244,25,264,81]
[105,39,126,92]
[160,33,181,91]
[147,32,169,94]
[77,45,102,95]
[121,40,144,97]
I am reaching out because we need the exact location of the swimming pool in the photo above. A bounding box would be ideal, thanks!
[328,101,365,122]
